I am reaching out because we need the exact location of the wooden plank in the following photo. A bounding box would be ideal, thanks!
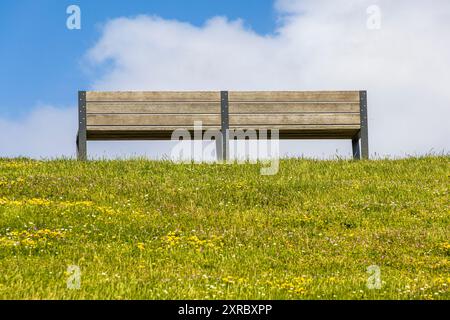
[277,130,359,139]
[228,91,360,102]
[229,113,360,126]
[87,130,219,141]
[87,125,220,131]
[86,102,221,114]
[87,114,360,127]
[87,130,184,141]
[87,124,358,131]
[229,129,359,139]
[86,91,220,102]
[87,114,221,126]
[86,128,359,140]
[229,102,359,113]
[229,124,360,130]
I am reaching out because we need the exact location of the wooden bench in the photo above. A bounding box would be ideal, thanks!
[76,91,368,160]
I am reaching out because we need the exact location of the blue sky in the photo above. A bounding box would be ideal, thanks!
[0,0,277,119]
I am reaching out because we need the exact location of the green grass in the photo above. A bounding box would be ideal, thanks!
[0,156,448,300]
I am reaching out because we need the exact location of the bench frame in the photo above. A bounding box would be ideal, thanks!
[76,90,369,161]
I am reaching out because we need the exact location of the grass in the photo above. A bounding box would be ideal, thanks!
[0,156,448,300]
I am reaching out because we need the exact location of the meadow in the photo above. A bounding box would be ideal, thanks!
[0,156,448,299]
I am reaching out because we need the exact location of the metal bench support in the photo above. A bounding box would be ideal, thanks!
[359,90,369,159]
[77,91,87,161]
[220,91,229,162]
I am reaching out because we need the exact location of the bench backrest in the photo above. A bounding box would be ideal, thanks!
[77,90,368,159]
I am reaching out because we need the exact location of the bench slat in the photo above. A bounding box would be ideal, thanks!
[87,124,359,132]
[229,113,360,126]
[87,113,359,127]
[86,127,359,140]
[86,91,220,102]
[229,102,359,113]
[228,91,360,102]
[86,102,220,114]
[87,114,221,126]
[86,102,358,114]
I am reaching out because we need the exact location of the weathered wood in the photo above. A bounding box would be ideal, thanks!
[87,102,359,114]
[86,102,220,114]
[87,125,220,131]
[228,91,360,102]
[87,114,221,126]
[86,129,359,141]
[229,113,360,126]
[87,130,219,141]
[229,102,359,113]
[87,124,358,131]
[229,124,360,130]
[86,91,220,102]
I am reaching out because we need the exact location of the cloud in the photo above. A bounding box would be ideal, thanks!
[1,0,449,159]
[0,106,77,159]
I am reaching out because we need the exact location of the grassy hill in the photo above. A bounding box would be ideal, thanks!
[0,157,448,299]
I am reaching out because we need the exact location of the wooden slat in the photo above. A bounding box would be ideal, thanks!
[86,91,220,102]
[228,91,360,102]
[87,125,220,131]
[229,114,360,126]
[87,130,220,141]
[229,124,360,130]
[86,102,220,114]
[87,102,358,114]
[229,129,359,139]
[277,130,359,139]
[229,102,359,113]
[86,128,359,140]
[87,114,221,126]
[87,124,358,131]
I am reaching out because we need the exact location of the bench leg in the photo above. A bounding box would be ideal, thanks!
[77,91,87,161]
[215,132,229,162]
[352,137,361,160]
[215,136,223,162]
[359,90,369,159]
[76,132,87,161]
[360,131,369,160]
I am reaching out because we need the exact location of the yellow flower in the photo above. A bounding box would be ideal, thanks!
[20,238,37,247]
[0,228,66,249]
[137,242,145,251]
[26,198,51,206]
[222,276,235,284]
[440,242,450,250]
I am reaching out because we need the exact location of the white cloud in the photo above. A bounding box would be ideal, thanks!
[0,106,77,159]
[1,0,449,159]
